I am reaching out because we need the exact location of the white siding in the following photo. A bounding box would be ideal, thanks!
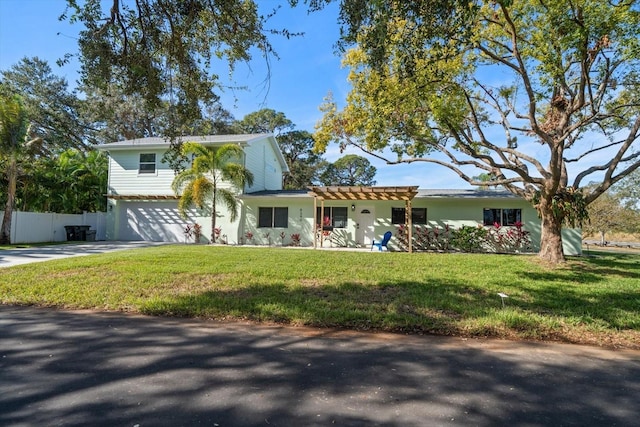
[241,198,316,246]
[244,137,283,192]
[108,149,176,196]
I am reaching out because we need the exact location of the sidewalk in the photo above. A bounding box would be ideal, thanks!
[0,241,168,268]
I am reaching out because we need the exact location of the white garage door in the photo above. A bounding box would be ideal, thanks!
[118,201,188,242]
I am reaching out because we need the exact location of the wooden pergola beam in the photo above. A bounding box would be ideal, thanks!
[308,186,418,201]
[105,194,180,200]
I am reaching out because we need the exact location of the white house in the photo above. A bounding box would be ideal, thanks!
[96,134,582,255]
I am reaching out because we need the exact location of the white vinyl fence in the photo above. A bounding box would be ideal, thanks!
[0,211,107,244]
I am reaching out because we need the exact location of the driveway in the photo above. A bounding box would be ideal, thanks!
[0,241,168,268]
[1,306,638,426]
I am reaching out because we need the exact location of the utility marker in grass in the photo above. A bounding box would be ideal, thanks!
[497,293,509,309]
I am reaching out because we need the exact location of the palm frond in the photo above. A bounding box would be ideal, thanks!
[217,188,239,222]
[191,176,214,208]
[222,163,254,188]
[177,188,194,219]
[215,144,244,163]
[181,142,208,158]
[0,95,29,153]
[192,155,213,174]
[171,169,199,193]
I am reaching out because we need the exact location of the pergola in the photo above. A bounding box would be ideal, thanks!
[308,186,419,252]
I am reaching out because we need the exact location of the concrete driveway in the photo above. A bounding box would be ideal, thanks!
[0,241,168,268]
[1,306,639,426]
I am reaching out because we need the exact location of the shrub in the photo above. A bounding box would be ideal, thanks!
[451,225,489,252]
[485,221,532,253]
[398,222,533,254]
[396,224,453,251]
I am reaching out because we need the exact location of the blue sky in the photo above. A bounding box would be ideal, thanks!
[0,0,471,188]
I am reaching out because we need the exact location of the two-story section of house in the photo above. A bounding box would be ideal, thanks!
[96,134,288,242]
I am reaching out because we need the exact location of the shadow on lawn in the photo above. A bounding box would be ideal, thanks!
[139,272,640,338]
[2,305,639,427]
[141,279,475,334]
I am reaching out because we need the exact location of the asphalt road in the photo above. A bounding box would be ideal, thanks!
[1,306,639,426]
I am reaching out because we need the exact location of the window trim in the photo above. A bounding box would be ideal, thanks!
[138,153,157,175]
[316,206,348,230]
[483,208,522,226]
[391,207,427,225]
[258,207,289,228]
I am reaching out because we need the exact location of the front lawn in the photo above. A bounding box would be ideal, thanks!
[1,245,638,349]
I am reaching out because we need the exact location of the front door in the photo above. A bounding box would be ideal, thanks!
[356,206,375,246]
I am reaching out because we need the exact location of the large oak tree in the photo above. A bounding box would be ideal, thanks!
[315,0,640,263]
[62,0,285,143]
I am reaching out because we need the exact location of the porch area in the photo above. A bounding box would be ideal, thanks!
[308,186,419,252]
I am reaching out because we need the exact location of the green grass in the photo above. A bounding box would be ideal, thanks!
[1,245,638,349]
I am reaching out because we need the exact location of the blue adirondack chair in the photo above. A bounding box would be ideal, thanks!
[371,231,392,251]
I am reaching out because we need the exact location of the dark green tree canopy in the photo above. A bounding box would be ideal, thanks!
[13,149,108,214]
[234,108,293,135]
[319,154,376,186]
[62,0,287,139]
[81,83,238,145]
[277,130,323,189]
[1,57,91,151]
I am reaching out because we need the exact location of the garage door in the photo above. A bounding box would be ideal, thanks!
[119,201,188,242]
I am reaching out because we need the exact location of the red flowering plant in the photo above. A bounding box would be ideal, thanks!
[183,224,194,243]
[290,233,301,246]
[183,223,202,243]
[193,223,202,243]
[486,221,532,253]
[316,216,333,245]
[396,224,453,252]
[395,224,409,251]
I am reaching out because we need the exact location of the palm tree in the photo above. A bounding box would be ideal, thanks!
[171,143,254,243]
[0,95,41,244]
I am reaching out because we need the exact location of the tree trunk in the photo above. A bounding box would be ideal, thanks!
[538,209,566,264]
[600,231,606,246]
[210,193,217,243]
[0,158,18,244]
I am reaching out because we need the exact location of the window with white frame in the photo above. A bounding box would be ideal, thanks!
[391,207,427,225]
[139,153,156,174]
[258,207,288,228]
[483,208,522,226]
